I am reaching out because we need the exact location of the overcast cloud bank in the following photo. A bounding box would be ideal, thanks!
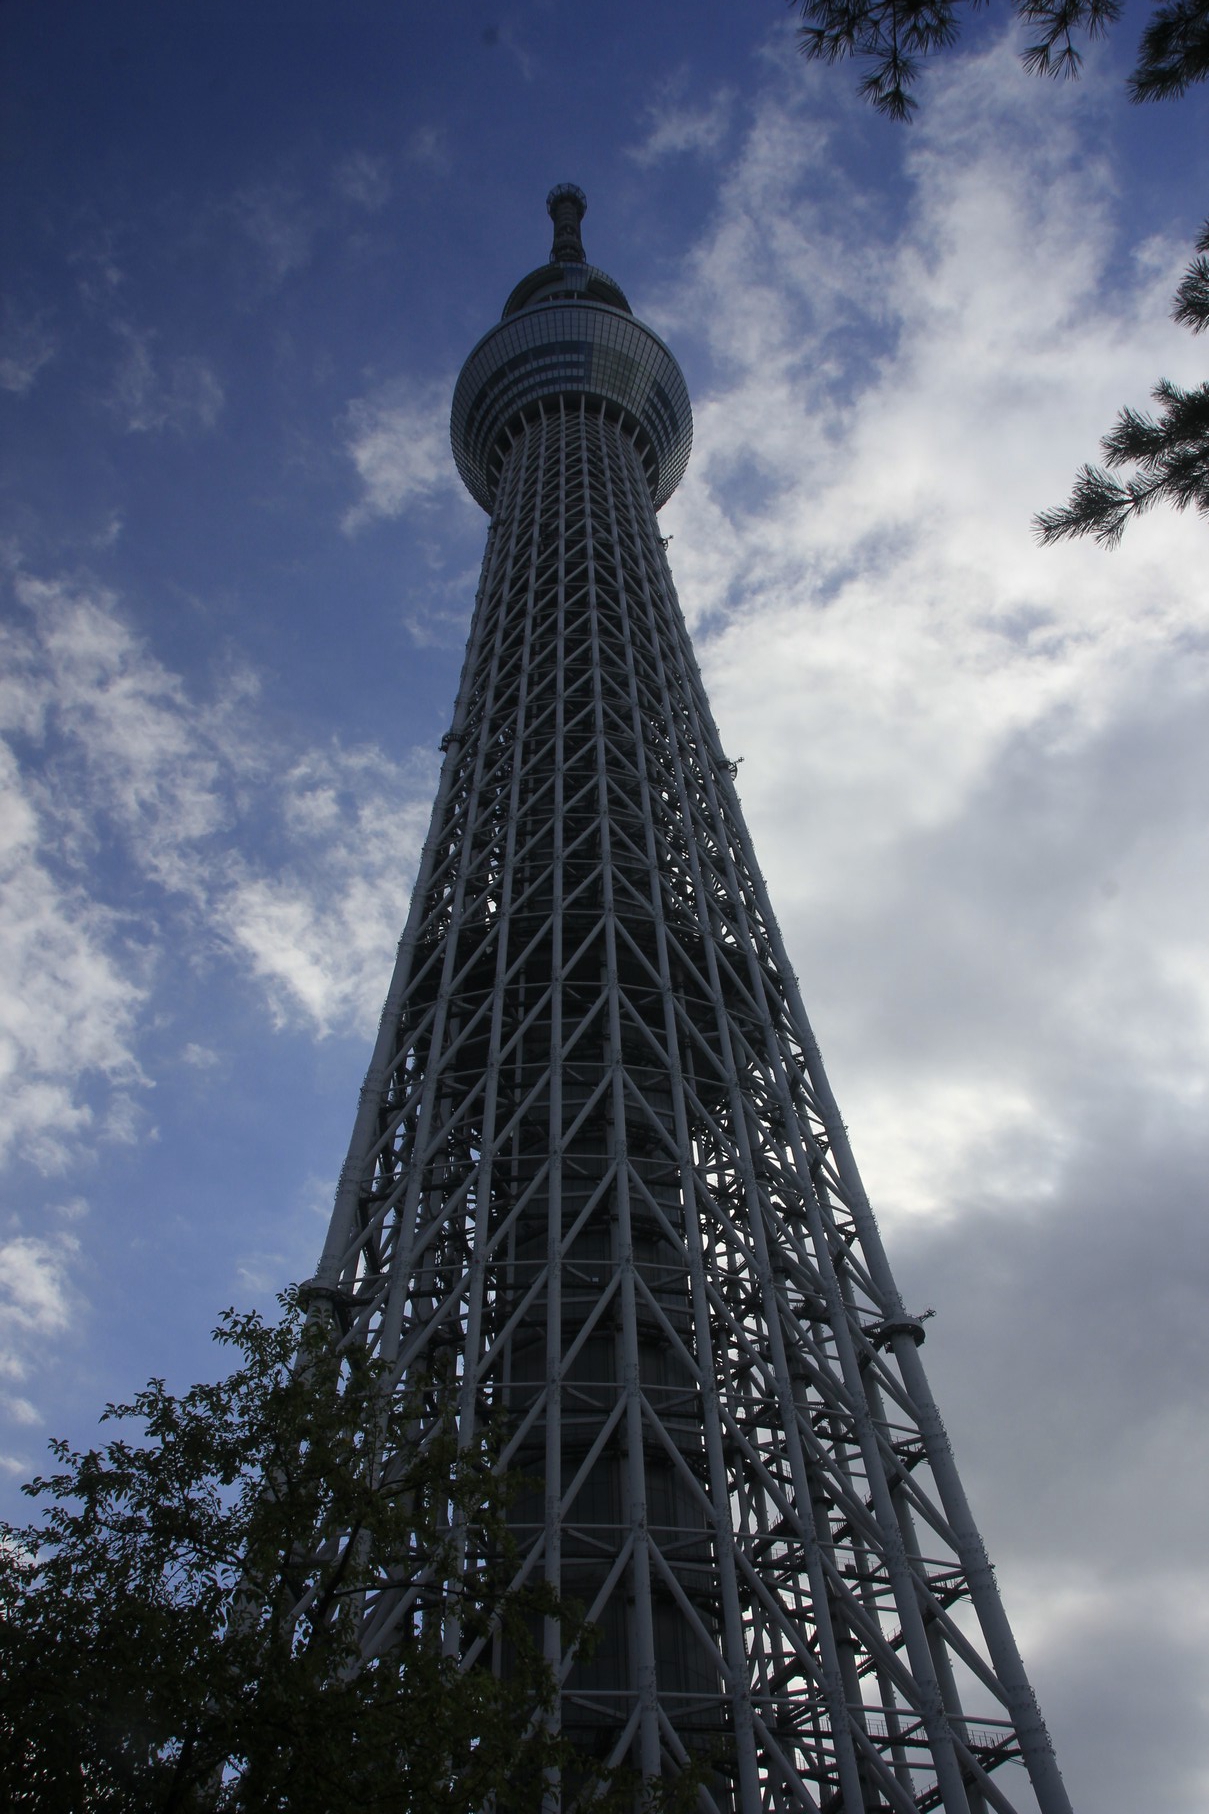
[649,45,1208,1809]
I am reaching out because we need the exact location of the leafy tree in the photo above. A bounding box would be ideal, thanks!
[0,1303,652,1814]
[789,0,1209,543]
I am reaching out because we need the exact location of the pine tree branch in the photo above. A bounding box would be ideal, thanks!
[1128,0,1209,99]
[1035,224,1209,548]
[794,0,965,119]
[1034,381,1209,545]
[1018,0,1122,80]
[792,0,1209,110]
[1172,222,1209,331]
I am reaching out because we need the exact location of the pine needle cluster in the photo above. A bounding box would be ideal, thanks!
[1034,224,1209,545]
[792,0,1209,118]
[790,0,1208,546]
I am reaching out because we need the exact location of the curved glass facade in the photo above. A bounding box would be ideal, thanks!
[450,293,693,514]
[503,259,632,318]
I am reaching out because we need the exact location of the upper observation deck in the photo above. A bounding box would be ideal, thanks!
[450,184,693,514]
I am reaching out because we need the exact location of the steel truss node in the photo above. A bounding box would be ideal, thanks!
[308,191,1072,1814]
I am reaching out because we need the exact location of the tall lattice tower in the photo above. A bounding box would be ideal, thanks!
[310,186,1072,1814]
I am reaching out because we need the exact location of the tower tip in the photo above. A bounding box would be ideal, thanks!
[546,183,587,264]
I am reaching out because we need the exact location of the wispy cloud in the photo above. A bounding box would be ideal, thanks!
[13,574,245,890]
[68,222,126,309]
[215,743,434,1035]
[627,78,735,167]
[334,151,393,213]
[0,1231,81,1390]
[405,126,452,175]
[0,571,438,1417]
[0,300,57,395]
[232,1173,337,1304]
[231,180,316,285]
[0,732,146,1172]
[340,380,459,530]
[0,573,436,1179]
[109,323,224,434]
[0,1196,95,1436]
[478,19,535,82]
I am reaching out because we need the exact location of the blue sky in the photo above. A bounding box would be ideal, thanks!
[3,3,1207,1808]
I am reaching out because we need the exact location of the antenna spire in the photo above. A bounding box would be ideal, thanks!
[546,182,586,264]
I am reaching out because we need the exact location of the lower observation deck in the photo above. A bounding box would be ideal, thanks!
[451,295,692,513]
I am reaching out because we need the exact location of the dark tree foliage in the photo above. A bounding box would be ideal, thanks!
[1034,223,1209,544]
[1129,0,1209,98]
[792,0,1209,120]
[0,1305,666,1814]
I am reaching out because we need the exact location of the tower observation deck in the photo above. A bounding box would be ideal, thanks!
[311,186,1072,1813]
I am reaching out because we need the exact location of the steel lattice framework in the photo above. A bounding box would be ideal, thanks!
[307,187,1072,1814]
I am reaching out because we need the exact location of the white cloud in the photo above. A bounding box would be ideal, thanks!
[0,572,436,1179]
[0,1225,87,1441]
[216,743,433,1035]
[653,44,1209,1241]
[110,324,224,434]
[12,574,245,891]
[402,597,475,649]
[0,731,146,1172]
[0,1231,80,1386]
[649,42,1208,1809]
[341,381,458,530]
[627,76,734,166]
